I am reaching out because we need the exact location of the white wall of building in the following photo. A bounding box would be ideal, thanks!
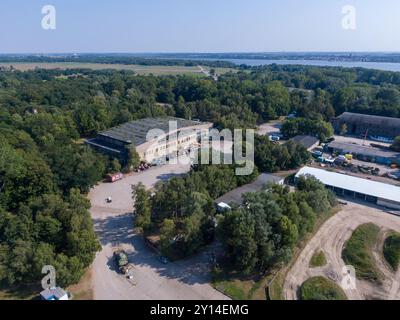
[136,123,212,162]
[377,198,400,210]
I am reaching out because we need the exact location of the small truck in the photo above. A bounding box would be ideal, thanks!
[113,250,129,273]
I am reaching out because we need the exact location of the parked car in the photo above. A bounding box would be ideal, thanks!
[159,256,169,264]
[386,173,400,180]
[269,135,280,142]
[312,151,323,158]
[371,168,380,175]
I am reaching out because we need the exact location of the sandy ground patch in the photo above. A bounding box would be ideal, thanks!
[284,201,400,300]
[256,121,282,137]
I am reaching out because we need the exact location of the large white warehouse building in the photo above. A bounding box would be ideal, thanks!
[295,166,400,210]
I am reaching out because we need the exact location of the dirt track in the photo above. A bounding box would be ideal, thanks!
[284,202,400,300]
[88,159,229,300]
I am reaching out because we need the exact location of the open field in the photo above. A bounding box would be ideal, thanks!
[284,201,400,300]
[0,62,236,76]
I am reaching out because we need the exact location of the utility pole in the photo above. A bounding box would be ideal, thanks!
[363,128,368,146]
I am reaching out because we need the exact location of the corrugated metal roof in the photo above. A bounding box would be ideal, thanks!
[214,173,284,205]
[99,117,210,145]
[290,135,319,149]
[328,141,400,159]
[336,112,400,129]
[295,166,400,203]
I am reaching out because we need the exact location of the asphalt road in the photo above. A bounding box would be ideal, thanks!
[88,159,229,300]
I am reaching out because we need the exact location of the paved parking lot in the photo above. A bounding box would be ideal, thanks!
[256,121,283,137]
[333,135,392,148]
[317,135,399,184]
[88,158,229,300]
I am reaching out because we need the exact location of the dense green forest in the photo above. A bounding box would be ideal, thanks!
[1,63,400,286]
[0,54,235,68]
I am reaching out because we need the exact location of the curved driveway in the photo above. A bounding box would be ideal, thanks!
[88,160,228,300]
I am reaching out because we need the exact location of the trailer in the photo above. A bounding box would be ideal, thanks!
[106,172,123,183]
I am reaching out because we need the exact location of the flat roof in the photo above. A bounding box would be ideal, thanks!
[328,141,400,159]
[295,166,400,203]
[99,117,211,146]
[214,173,284,205]
[291,135,319,149]
[40,287,67,300]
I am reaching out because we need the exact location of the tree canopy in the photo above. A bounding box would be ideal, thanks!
[1,61,398,287]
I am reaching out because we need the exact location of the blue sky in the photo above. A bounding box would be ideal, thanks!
[0,0,399,53]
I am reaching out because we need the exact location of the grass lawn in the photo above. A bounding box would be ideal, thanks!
[383,232,400,271]
[0,284,40,300]
[267,270,285,300]
[309,250,327,268]
[212,279,248,300]
[300,276,347,300]
[211,266,271,300]
[342,223,382,282]
[67,268,93,300]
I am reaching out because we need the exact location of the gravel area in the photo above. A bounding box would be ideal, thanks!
[88,158,229,300]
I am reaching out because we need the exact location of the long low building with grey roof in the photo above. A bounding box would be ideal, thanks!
[86,117,212,164]
[290,135,320,151]
[215,173,284,211]
[327,141,400,165]
[332,112,400,140]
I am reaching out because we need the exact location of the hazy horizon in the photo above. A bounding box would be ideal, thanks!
[1,0,399,53]
[3,51,400,55]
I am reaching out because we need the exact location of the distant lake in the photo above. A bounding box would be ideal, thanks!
[198,58,400,72]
